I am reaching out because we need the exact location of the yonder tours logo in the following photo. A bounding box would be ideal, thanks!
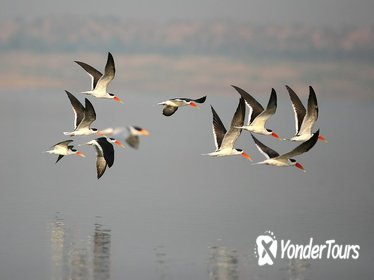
[254,231,360,266]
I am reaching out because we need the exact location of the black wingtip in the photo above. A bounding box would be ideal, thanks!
[194,95,207,103]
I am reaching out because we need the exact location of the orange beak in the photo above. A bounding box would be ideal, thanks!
[140,129,150,136]
[318,134,327,143]
[76,151,86,158]
[271,132,281,140]
[97,131,106,136]
[241,152,252,161]
[189,102,197,107]
[114,140,125,148]
[295,162,306,172]
[114,96,123,104]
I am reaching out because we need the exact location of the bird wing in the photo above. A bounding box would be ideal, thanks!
[95,52,115,92]
[52,139,73,149]
[125,135,140,149]
[220,97,246,149]
[250,88,277,128]
[280,129,320,159]
[77,98,96,130]
[163,105,178,116]
[74,61,102,90]
[251,134,280,159]
[286,85,306,135]
[55,155,64,164]
[231,85,264,125]
[65,91,85,129]
[96,156,107,179]
[210,105,227,150]
[193,96,207,103]
[298,86,319,136]
[96,137,114,168]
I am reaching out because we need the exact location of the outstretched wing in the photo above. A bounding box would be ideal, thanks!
[125,135,140,149]
[193,96,207,104]
[163,105,178,116]
[65,91,85,129]
[210,105,227,150]
[250,88,277,128]
[231,85,264,125]
[281,130,320,159]
[298,86,319,136]
[286,85,306,135]
[77,98,96,129]
[220,97,245,149]
[74,61,103,90]
[95,52,115,92]
[251,134,280,159]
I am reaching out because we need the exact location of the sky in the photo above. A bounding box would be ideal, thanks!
[2,0,374,26]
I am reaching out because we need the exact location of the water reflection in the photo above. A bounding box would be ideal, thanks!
[93,223,111,280]
[208,246,239,280]
[50,215,111,280]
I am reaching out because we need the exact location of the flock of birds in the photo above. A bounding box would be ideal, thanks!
[46,52,326,179]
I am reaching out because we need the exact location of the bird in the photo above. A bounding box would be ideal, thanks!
[158,96,206,116]
[231,85,280,139]
[75,52,123,103]
[251,129,320,172]
[285,85,326,142]
[45,140,85,163]
[63,90,98,136]
[80,137,115,179]
[125,126,150,149]
[202,97,251,160]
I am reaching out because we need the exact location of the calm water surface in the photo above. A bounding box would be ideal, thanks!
[0,90,373,279]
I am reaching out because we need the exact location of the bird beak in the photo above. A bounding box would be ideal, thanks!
[295,162,306,172]
[318,134,327,143]
[114,140,125,148]
[76,151,86,158]
[97,130,106,136]
[141,129,150,136]
[271,132,281,140]
[189,102,197,107]
[241,152,252,161]
[114,96,123,104]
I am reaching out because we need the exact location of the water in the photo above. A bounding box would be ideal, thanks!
[0,90,373,279]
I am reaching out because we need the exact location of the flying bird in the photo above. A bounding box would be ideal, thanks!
[202,98,251,160]
[45,140,85,163]
[125,126,150,149]
[158,96,206,116]
[81,137,115,179]
[63,90,98,136]
[75,52,123,103]
[285,85,326,142]
[251,129,320,172]
[231,85,280,139]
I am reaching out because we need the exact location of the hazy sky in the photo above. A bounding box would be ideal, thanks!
[2,0,374,26]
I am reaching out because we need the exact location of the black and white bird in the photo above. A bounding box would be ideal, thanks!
[232,85,280,139]
[81,137,115,179]
[45,140,85,163]
[75,52,123,103]
[251,129,320,171]
[285,85,326,142]
[202,98,251,160]
[158,96,206,116]
[125,126,150,149]
[63,90,98,136]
